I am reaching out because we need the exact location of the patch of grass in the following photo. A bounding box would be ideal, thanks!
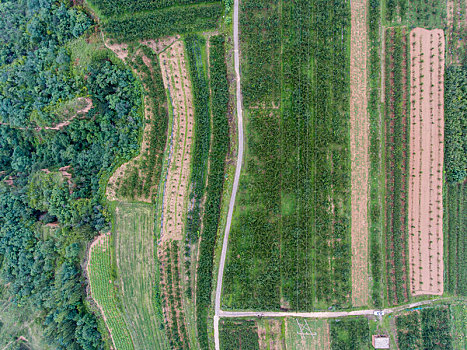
[88,234,135,350]
[113,202,169,350]
[450,302,467,350]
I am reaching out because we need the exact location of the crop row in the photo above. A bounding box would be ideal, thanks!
[87,0,218,18]
[368,0,383,309]
[384,27,410,305]
[196,35,230,350]
[396,307,452,349]
[102,3,223,41]
[159,241,190,350]
[88,236,134,350]
[385,0,407,23]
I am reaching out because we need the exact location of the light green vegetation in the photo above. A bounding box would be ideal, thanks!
[220,319,260,350]
[450,302,466,350]
[113,202,169,350]
[257,318,285,349]
[285,318,330,350]
[88,234,134,350]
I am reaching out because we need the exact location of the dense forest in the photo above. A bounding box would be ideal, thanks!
[0,0,144,348]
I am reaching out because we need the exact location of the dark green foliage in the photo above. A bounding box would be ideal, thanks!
[0,1,92,128]
[368,0,383,308]
[445,183,467,296]
[385,0,407,23]
[409,0,446,29]
[196,35,229,350]
[185,34,211,244]
[444,66,467,184]
[102,3,223,41]
[240,0,281,107]
[396,311,422,349]
[219,319,259,350]
[223,109,281,310]
[87,0,218,18]
[396,308,453,350]
[384,27,409,305]
[330,318,370,350]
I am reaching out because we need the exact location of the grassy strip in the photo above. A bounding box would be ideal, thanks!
[196,35,229,349]
[384,27,409,305]
[368,0,383,308]
[445,183,466,295]
[102,3,223,41]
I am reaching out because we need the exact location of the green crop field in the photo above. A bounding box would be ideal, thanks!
[383,26,410,305]
[220,319,259,350]
[113,202,169,350]
[223,0,351,312]
[396,306,453,349]
[88,234,135,350]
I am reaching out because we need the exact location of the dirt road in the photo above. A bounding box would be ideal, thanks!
[214,0,244,348]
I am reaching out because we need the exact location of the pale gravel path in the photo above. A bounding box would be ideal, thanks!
[214,0,244,348]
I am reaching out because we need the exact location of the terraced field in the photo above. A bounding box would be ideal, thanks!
[87,234,135,350]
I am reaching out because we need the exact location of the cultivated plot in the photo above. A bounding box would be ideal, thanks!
[257,319,285,350]
[350,0,370,308]
[408,28,445,296]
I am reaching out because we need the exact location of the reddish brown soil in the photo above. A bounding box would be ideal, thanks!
[408,28,444,296]
[350,0,370,307]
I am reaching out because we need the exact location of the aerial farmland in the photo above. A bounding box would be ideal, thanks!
[0,0,465,349]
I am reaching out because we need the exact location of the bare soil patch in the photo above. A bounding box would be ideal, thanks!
[408,28,444,296]
[350,0,370,307]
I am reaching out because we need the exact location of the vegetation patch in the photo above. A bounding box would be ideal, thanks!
[329,317,370,349]
[88,234,134,350]
[396,306,453,349]
[220,319,260,350]
[102,3,223,41]
[384,26,410,305]
[285,318,330,350]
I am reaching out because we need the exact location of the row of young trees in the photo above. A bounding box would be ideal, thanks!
[368,0,384,309]
[103,3,223,41]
